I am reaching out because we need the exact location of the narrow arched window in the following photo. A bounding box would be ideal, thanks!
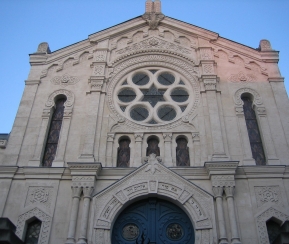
[242,96,266,165]
[42,97,66,166]
[117,138,131,167]
[146,137,160,156]
[25,219,42,244]
[266,219,281,244]
[176,138,190,166]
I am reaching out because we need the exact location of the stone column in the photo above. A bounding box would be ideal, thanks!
[163,133,173,167]
[77,186,94,244]
[224,186,241,244]
[192,132,201,166]
[106,133,115,166]
[134,133,143,167]
[199,48,229,161]
[212,186,228,244]
[235,107,255,165]
[53,107,73,167]
[256,107,279,165]
[66,186,82,244]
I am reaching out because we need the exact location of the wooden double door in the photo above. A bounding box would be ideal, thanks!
[112,198,195,244]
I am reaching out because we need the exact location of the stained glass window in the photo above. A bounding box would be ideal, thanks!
[117,139,131,167]
[176,138,190,166]
[42,98,66,167]
[25,219,41,244]
[146,138,160,156]
[242,96,266,165]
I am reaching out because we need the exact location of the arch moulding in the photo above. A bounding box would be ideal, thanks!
[90,160,216,244]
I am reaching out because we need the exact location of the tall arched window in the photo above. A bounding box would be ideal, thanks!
[117,138,131,167]
[42,97,66,166]
[24,219,42,244]
[176,137,190,166]
[146,137,160,156]
[242,96,266,165]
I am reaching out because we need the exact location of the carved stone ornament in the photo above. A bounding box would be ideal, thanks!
[259,39,272,51]
[45,89,75,108]
[211,175,235,188]
[51,73,80,87]
[144,153,162,174]
[228,71,256,83]
[200,48,212,60]
[202,64,214,75]
[16,208,52,244]
[142,12,165,30]
[94,50,107,62]
[115,37,193,59]
[256,207,289,244]
[234,87,263,106]
[92,158,214,243]
[25,187,53,209]
[0,139,8,149]
[107,55,200,131]
[255,186,281,208]
[93,64,105,76]
[203,79,217,91]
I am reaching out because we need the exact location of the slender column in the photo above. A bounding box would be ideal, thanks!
[106,133,115,166]
[163,133,173,167]
[77,186,94,244]
[192,132,201,166]
[53,107,72,167]
[134,133,143,167]
[224,186,241,244]
[29,108,51,166]
[66,186,82,244]
[212,186,228,244]
[256,107,279,164]
[235,107,255,165]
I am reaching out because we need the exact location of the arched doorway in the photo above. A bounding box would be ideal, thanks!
[112,198,195,244]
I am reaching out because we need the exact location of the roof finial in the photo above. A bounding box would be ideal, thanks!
[143,0,165,30]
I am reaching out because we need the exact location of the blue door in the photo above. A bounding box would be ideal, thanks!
[112,198,195,244]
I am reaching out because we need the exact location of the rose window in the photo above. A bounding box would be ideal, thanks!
[114,68,193,125]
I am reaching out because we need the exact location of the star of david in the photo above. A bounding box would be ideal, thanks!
[141,85,166,107]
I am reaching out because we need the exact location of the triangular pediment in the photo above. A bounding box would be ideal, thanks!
[92,156,214,231]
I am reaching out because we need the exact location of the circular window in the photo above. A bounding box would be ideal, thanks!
[118,89,136,102]
[171,88,189,102]
[158,106,176,121]
[122,224,140,241]
[166,223,183,240]
[158,72,175,85]
[130,107,149,121]
[132,73,149,86]
[113,68,195,126]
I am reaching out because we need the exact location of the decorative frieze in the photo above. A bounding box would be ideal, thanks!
[255,186,281,207]
[212,175,235,188]
[93,64,105,76]
[200,48,213,60]
[94,50,107,62]
[51,74,80,87]
[228,71,256,83]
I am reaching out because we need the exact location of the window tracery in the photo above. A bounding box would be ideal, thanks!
[24,219,42,244]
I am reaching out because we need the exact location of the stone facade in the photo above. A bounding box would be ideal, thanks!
[0,1,289,243]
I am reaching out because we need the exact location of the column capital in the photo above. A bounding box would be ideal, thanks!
[134,133,144,142]
[83,186,94,199]
[72,186,82,198]
[212,186,224,198]
[162,133,172,142]
[224,186,235,198]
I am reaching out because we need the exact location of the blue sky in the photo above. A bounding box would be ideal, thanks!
[0,0,289,133]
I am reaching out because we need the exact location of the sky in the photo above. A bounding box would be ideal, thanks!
[0,0,289,133]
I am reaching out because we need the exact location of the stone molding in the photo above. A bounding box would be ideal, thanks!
[234,87,263,107]
[88,77,104,92]
[92,161,214,243]
[45,89,75,108]
[255,206,289,244]
[16,207,52,244]
[68,162,102,176]
[205,161,239,176]
[25,80,41,85]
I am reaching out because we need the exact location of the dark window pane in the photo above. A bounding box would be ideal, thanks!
[158,72,175,85]
[158,106,176,121]
[132,73,149,86]
[42,98,66,167]
[171,89,189,102]
[146,138,160,156]
[242,96,266,165]
[118,89,136,102]
[266,220,281,244]
[25,219,41,244]
[130,107,149,121]
[117,139,130,167]
[176,138,190,166]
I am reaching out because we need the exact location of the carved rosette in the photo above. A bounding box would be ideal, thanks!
[51,74,80,87]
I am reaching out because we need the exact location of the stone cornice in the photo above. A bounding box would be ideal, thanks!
[0,166,18,179]
[25,80,41,85]
[205,161,239,177]
[268,77,285,82]
[67,162,102,177]
[22,167,65,179]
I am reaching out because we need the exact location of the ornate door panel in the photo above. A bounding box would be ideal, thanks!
[112,198,194,244]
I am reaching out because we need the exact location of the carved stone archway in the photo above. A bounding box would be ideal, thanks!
[91,159,216,244]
